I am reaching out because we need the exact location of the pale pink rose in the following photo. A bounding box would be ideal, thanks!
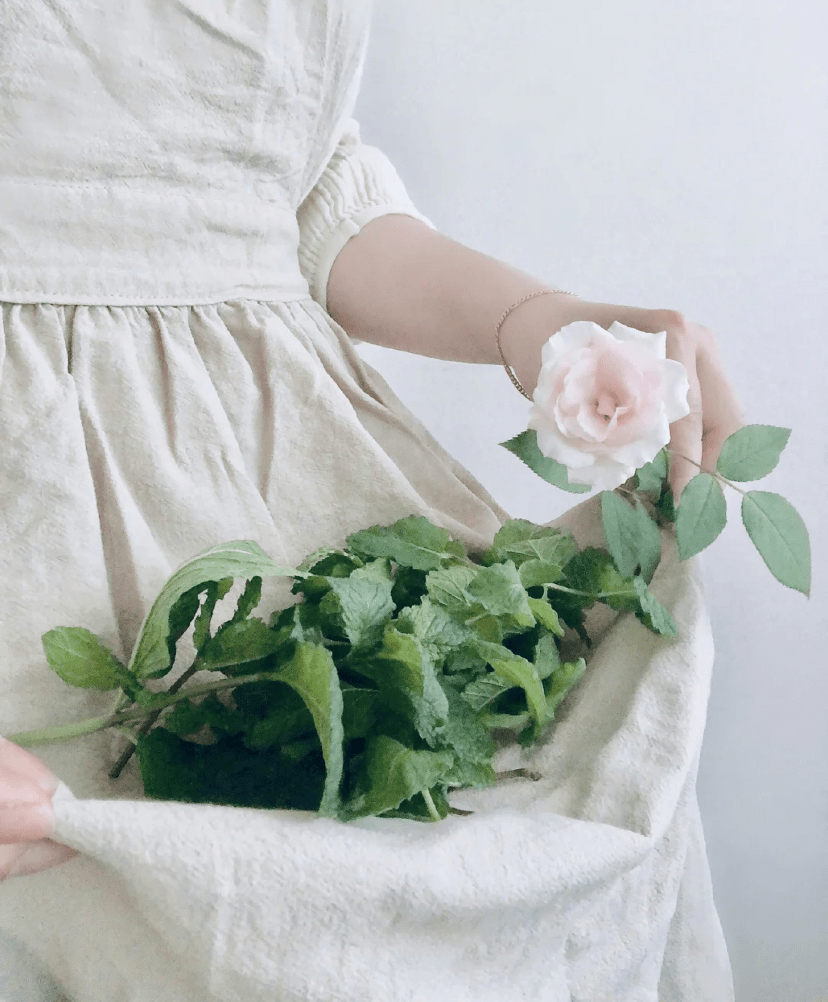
[527,320,691,492]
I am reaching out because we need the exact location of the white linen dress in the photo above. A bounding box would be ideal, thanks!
[0,2,734,1000]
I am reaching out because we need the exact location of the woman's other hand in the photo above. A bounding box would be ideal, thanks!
[0,737,78,880]
[498,298,747,503]
[655,311,747,502]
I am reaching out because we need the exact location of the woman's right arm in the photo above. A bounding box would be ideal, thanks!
[0,738,78,880]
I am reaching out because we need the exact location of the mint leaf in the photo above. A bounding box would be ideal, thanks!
[481,520,578,569]
[395,596,473,667]
[527,597,565,636]
[129,540,304,680]
[198,618,282,670]
[489,653,549,732]
[136,729,325,812]
[436,680,497,769]
[500,430,592,493]
[273,642,345,817]
[192,578,234,652]
[324,565,395,651]
[675,473,727,560]
[741,491,811,596]
[230,576,263,623]
[467,561,534,626]
[460,672,512,712]
[563,548,638,611]
[41,627,123,691]
[243,688,316,751]
[338,734,455,821]
[716,425,792,482]
[349,625,449,746]
[346,515,466,571]
[424,564,477,610]
[534,632,561,680]
[164,692,246,739]
[518,559,567,589]
[544,657,587,713]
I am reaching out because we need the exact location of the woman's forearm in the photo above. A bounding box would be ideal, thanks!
[325,213,679,397]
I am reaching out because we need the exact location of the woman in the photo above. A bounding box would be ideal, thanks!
[0,0,743,998]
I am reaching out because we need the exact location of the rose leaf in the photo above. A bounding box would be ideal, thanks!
[741,491,811,597]
[716,425,792,482]
[674,474,727,560]
[499,430,592,494]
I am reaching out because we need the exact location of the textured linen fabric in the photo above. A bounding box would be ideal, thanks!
[0,1,733,1000]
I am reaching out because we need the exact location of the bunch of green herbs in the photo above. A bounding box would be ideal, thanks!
[11,507,680,824]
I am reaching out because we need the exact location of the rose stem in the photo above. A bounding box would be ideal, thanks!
[670,451,746,496]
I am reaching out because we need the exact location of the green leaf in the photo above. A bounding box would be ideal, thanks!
[634,449,669,494]
[741,491,811,596]
[128,540,304,680]
[192,579,234,652]
[424,564,477,610]
[273,641,345,817]
[460,672,513,712]
[533,632,561,680]
[466,561,534,626]
[632,577,678,638]
[230,576,263,623]
[544,657,587,714]
[338,734,455,821]
[341,687,380,741]
[164,693,247,739]
[600,491,662,580]
[563,548,638,611]
[346,515,466,571]
[527,597,565,636]
[656,485,677,524]
[518,559,567,589]
[481,520,578,569]
[325,566,396,651]
[350,625,449,746]
[238,682,315,750]
[489,653,549,732]
[198,618,283,670]
[435,680,497,771]
[41,627,123,691]
[394,596,473,667]
[135,729,326,812]
[675,473,727,560]
[500,430,591,493]
[716,425,792,482]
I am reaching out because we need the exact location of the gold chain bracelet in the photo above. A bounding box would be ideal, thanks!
[495,288,578,400]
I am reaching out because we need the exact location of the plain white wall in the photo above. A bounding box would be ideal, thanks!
[353,2,828,999]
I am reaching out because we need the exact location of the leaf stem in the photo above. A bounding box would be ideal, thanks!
[668,449,746,496]
[421,787,441,822]
[5,669,290,750]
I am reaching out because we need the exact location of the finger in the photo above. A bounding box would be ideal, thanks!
[0,838,78,881]
[0,737,59,795]
[667,355,703,504]
[695,348,747,475]
[0,799,55,844]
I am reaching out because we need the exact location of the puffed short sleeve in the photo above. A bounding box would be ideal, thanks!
[296,118,436,315]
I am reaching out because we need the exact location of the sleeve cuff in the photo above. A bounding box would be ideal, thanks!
[296,119,436,316]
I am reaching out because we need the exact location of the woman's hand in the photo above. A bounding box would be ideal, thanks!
[656,311,747,502]
[499,298,747,503]
[0,737,78,881]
